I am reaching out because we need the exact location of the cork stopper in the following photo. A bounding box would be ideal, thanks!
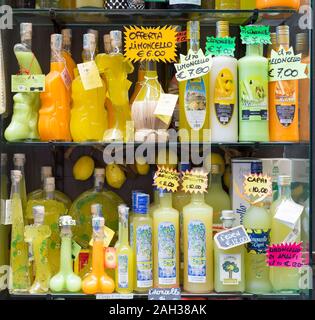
[51,34,63,51]
[94,168,105,177]
[33,205,45,225]
[211,164,221,175]
[216,21,229,38]
[83,33,96,52]
[103,34,111,54]
[221,210,235,229]
[44,177,55,193]
[296,33,308,54]
[62,29,72,47]
[278,175,292,186]
[187,21,200,40]
[91,204,103,217]
[20,23,32,42]
[13,154,26,167]
[41,166,52,182]
[110,30,122,52]
[276,25,290,47]
[88,29,99,43]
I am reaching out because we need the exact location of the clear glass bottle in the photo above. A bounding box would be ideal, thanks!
[270,176,301,292]
[13,154,27,215]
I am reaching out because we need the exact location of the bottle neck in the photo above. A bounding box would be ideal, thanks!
[208,173,223,190]
[94,176,104,192]
[14,164,24,175]
[154,189,160,204]
[60,236,73,274]
[83,48,95,62]
[44,189,55,200]
[159,193,172,208]
[246,44,263,56]
[22,38,32,50]
[278,184,292,200]
[188,36,200,53]
[145,61,158,78]
[119,220,129,245]
[51,48,63,63]
[191,193,205,203]
[11,179,20,196]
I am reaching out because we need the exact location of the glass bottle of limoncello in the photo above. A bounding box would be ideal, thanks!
[24,205,51,294]
[243,161,272,294]
[183,193,213,293]
[13,154,27,216]
[179,21,210,143]
[153,190,179,288]
[270,176,301,292]
[26,177,66,275]
[115,204,134,294]
[27,166,72,209]
[133,193,153,293]
[9,170,30,293]
[214,210,245,293]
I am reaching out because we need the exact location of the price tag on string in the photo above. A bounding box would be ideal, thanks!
[154,93,179,125]
[240,25,271,45]
[182,169,208,194]
[269,46,308,82]
[267,243,304,268]
[124,26,177,63]
[175,49,213,82]
[214,226,251,250]
[274,200,304,229]
[153,166,180,193]
[89,226,115,248]
[77,61,103,90]
[243,174,272,203]
[11,75,45,93]
[205,36,236,57]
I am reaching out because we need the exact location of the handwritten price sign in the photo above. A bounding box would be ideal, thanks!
[182,169,208,194]
[124,26,177,63]
[269,46,308,82]
[153,166,180,193]
[243,174,272,201]
[267,243,304,268]
[205,36,236,57]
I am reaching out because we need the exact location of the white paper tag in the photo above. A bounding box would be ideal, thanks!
[274,200,304,229]
[154,93,179,125]
[77,61,103,91]
[214,225,251,250]
[61,67,72,90]
[283,222,301,243]
[96,294,134,300]
[1,200,12,225]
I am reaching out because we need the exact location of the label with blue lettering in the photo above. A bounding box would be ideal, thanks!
[246,229,271,254]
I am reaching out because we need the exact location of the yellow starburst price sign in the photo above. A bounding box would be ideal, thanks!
[182,169,208,194]
[153,166,180,193]
[243,174,272,200]
[124,26,177,63]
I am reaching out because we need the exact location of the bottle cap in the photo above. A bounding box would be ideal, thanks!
[13,154,26,166]
[270,32,277,47]
[221,210,235,220]
[59,215,76,227]
[51,34,63,52]
[83,33,96,52]
[216,21,229,38]
[94,168,105,177]
[92,216,105,231]
[62,29,72,47]
[118,204,129,222]
[278,175,292,186]
[1,153,7,165]
[250,161,263,175]
[41,166,52,181]
[187,21,200,40]
[44,177,55,192]
[33,205,45,225]
[133,193,150,214]
[276,25,290,47]
[91,203,103,217]
[296,33,308,53]
[103,34,111,54]
[88,29,99,42]
[211,164,221,175]
[11,170,22,182]
[132,190,144,210]
[20,23,32,41]
[110,30,122,52]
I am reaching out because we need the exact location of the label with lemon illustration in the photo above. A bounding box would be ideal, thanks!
[214,68,235,125]
[246,229,271,254]
[240,76,268,121]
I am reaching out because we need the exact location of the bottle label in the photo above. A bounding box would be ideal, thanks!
[170,0,201,4]
[240,77,268,121]
[188,221,207,283]
[158,223,177,285]
[275,81,297,127]
[246,229,271,254]
[214,68,235,126]
[219,254,242,285]
[136,225,153,288]
[118,254,129,289]
[184,78,207,130]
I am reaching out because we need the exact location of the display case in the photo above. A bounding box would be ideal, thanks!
[0,1,313,301]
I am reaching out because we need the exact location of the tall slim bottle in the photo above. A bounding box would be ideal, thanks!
[179,21,211,142]
[133,193,153,293]
[210,21,238,143]
[270,25,299,142]
[4,23,42,142]
[238,40,269,142]
[9,170,30,293]
[296,33,310,142]
[13,154,27,216]
[115,204,134,294]
[39,34,71,141]
[153,190,179,288]
[270,176,301,292]
[242,161,272,294]
[183,193,213,293]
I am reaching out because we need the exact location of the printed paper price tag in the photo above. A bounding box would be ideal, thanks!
[61,67,72,90]
[124,26,177,63]
[240,25,271,45]
[148,288,181,300]
[77,61,103,90]
[175,49,213,82]
[176,31,187,43]
[11,75,45,93]
[243,174,272,201]
[154,93,179,125]
[182,169,208,194]
[267,243,303,268]
[71,240,82,260]
[274,200,304,229]
[214,225,251,250]
[153,166,180,193]
[268,46,308,82]
[89,226,115,248]
[205,36,236,57]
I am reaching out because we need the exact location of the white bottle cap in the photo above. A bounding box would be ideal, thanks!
[33,205,45,225]
[11,170,22,181]
[41,166,52,181]
[118,204,129,222]
[59,215,76,227]
[92,216,105,230]
[51,34,63,51]
[13,154,26,166]
[221,210,235,220]
[278,175,292,186]
[83,33,96,51]
[20,23,32,41]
